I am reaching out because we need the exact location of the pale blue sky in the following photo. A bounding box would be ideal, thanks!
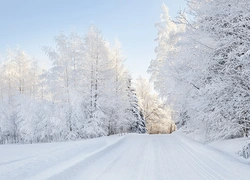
[0,0,186,78]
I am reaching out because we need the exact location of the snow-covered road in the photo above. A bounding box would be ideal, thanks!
[1,133,250,180]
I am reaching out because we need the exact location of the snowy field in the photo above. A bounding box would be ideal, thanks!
[0,133,250,180]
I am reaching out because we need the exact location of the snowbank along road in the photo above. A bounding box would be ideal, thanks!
[0,133,250,180]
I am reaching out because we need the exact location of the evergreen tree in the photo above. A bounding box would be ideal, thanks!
[126,77,147,134]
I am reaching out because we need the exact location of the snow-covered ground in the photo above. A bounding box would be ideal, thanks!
[0,133,250,180]
[209,137,250,164]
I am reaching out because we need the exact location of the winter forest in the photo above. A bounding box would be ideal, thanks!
[150,0,250,142]
[1,0,250,145]
[0,26,150,144]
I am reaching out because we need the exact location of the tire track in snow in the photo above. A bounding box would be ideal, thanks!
[160,137,183,179]
[49,135,137,180]
[116,137,148,180]
[95,140,134,180]
[172,136,226,180]
[161,136,202,180]
[95,135,149,180]
[173,135,246,180]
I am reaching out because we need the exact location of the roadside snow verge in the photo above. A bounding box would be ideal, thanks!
[174,130,250,164]
[27,135,126,180]
[207,137,250,164]
[0,135,124,180]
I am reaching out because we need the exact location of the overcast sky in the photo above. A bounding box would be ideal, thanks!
[0,0,186,78]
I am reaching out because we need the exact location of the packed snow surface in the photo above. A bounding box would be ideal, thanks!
[0,133,250,180]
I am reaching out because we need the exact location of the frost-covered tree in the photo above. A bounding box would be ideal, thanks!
[106,39,131,135]
[43,32,84,139]
[43,32,83,104]
[0,47,43,143]
[148,4,184,89]
[148,4,190,129]
[81,26,116,138]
